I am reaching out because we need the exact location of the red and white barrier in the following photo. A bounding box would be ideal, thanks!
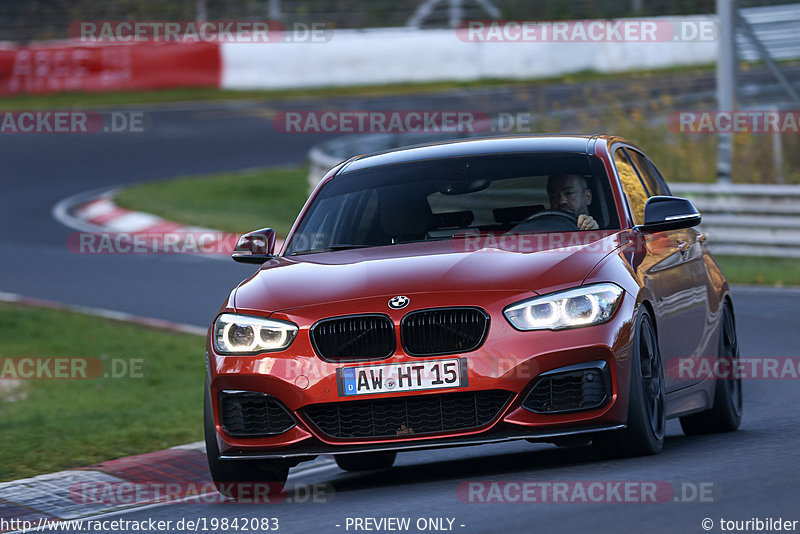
[0,41,220,95]
[0,15,725,96]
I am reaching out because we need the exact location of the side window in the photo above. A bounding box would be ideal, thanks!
[643,156,672,196]
[614,148,648,226]
[627,150,667,197]
[290,196,342,252]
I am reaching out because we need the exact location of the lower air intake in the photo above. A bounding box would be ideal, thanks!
[522,362,611,414]
[220,391,296,437]
[302,390,512,439]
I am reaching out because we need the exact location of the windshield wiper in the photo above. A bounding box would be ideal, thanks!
[290,244,373,256]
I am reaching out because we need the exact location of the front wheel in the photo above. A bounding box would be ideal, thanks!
[204,384,289,499]
[679,303,743,435]
[594,310,665,458]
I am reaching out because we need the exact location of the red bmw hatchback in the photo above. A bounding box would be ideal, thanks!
[204,135,742,491]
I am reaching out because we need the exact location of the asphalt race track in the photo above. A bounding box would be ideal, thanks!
[33,287,800,534]
[1,66,797,325]
[2,69,799,533]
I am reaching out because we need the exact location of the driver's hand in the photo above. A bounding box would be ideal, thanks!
[577,214,599,230]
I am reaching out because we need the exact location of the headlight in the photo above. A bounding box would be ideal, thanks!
[504,283,623,331]
[213,313,298,354]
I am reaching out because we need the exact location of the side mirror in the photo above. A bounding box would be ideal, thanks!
[232,228,277,264]
[638,196,701,232]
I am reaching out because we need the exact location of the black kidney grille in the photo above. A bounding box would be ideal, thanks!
[402,308,488,356]
[311,315,395,361]
[220,392,296,437]
[302,390,511,439]
[522,367,611,414]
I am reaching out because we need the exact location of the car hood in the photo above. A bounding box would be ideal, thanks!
[233,232,625,313]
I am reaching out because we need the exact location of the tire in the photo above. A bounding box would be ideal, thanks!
[334,452,397,471]
[679,303,743,435]
[593,310,666,458]
[204,384,289,499]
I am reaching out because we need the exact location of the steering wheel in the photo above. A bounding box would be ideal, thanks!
[515,209,580,231]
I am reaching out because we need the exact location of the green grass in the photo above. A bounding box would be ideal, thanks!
[0,303,205,481]
[0,64,715,110]
[714,255,800,287]
[114,166,310,236]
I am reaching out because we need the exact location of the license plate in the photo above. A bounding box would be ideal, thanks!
[337,358,468,397]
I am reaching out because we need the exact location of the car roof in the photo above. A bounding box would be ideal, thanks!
[339,135,603,174]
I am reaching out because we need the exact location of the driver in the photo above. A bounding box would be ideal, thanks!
[546,174,600,230]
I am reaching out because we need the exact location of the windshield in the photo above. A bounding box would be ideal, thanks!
[285,153,620,256]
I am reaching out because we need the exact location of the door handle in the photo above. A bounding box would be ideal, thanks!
[677,240,689,252]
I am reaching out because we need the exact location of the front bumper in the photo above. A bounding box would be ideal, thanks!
[218,423,627,460]
[207,289,636,459]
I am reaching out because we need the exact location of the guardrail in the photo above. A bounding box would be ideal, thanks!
[669,183,800,258]
[738,3,800,62]
[308,139,800,258]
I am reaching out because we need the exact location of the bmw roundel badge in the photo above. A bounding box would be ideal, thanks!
[388,296,410,309]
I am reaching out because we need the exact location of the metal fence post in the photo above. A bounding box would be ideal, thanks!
[269,0,283,21]
[196,0,208,22]
[716,0,736,184]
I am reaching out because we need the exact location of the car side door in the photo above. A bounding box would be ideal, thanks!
[614,147,705,392]
[629,150,714,388]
